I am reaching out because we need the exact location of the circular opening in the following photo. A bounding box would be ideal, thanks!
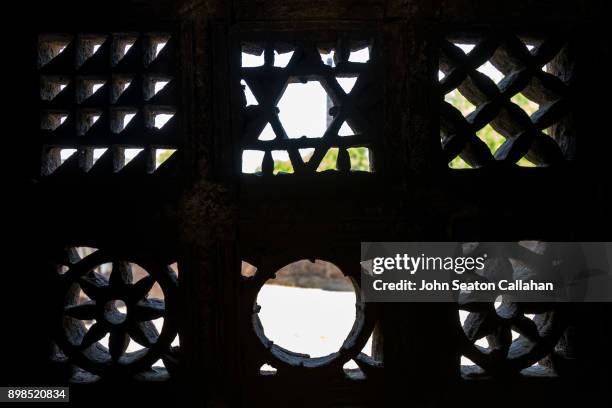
[104,299,127,324]
[256,259,356,358]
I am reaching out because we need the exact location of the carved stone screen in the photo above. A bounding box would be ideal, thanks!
[235,29,381,177]
[439,31,575,169]
[15,1,610,408]
[38,32,178,177]
[49,247,179,382]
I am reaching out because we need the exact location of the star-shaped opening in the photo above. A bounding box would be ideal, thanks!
[239,39,375,175]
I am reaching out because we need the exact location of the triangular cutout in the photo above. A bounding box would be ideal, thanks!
[241,80,258,105]
[475,337,488,348]
[259,364,277,375]
[93,83,104,94]
[123,148,143,166]
[320,49,336,67]
[241,260,258,278]
[78,113,102,135]
[78,80,106,103]
[348,47,370,63]
[122,113,137,130]
[42,113,69,131]
[299,148,315,163]
[38,35,72,68]
[343,359,360,370]
[517,156,536,167]
[77,37,108,68]
[154,80,170,95]
[273,50,294,68]
[449,155,471,169]
[155,113,174,129]
[258,123,276,141]
[343,359,365,379]
[511,330,520,341]
[112,36,138,66]
[316,147,339,172]
[454,43,476,54]
[518,38,538,54]
[155,41,167,58]
[145,36,171,68]
[92,149,108,165]
[461,355,478,367]
[110,76,134,103]
[60,149,77,164]
[124,42,134,56]
[155,149,176,169]
[41,79,71,101]
[338,121,355,136]
[336,76,358,93]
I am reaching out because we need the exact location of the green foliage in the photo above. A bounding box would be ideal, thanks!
[510,93,538,116]
[445,91,537,168]
[316,147,338,171]
[252,89,542,172]
[257,146,371,173]
[348,147,370,171]
[156,149,176,167]
[273,157,294,174]
[314,146,371,172]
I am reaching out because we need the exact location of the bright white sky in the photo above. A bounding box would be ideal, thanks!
[257,284,373,370]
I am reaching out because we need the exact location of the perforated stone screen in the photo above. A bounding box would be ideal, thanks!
[38,32,178,177]
[237,35,380,176]
[439,32,575,169]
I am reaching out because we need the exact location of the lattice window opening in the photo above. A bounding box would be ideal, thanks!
[239,39,377,176]
[41,145,177,175]
[49,247,180,382]
[241,259,382,379]
[459,305,559,377]
[38,32,178,177]
[456,242,575,379]
[439,33,575,169]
